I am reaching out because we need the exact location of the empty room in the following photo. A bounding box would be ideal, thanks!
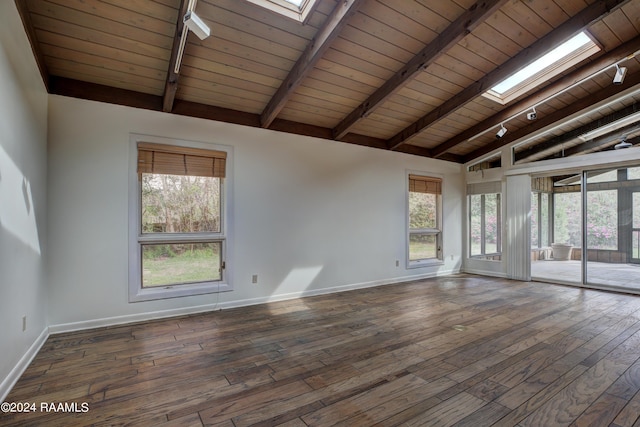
[3,0,640,425]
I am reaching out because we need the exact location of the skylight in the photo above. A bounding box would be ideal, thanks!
[245,0,318,22]
[484,31,600,104]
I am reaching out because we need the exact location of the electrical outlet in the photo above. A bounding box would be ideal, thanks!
[22,316,27,332]
[252,274,258,284]
[395,260,399,267]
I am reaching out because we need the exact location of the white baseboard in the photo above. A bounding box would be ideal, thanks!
[48,303,224,334]
[0,327,49,403]
[463,268,507,278]
[48,269,459,334]
[217,268,461,310]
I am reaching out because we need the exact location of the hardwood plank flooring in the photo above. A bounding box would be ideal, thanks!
[4,274,640,426]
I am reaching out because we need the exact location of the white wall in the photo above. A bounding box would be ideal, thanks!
[47,95,463,328]
[0,2,49,399]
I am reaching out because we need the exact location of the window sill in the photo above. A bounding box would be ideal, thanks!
[407,259,444,269]
[129,281,232,303]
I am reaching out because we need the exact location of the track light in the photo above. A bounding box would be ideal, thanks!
[184,11,210,40]
[613,64,627,85]
[496,124,507,139]
[527,107,537,121]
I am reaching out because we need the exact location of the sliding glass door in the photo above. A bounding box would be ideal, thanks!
[530,176,582,284]
[532,167,640,293]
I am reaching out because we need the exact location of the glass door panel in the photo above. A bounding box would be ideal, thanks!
[531,177,581,285]
[585,168,639,291]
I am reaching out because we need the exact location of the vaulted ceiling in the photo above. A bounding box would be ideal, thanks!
[15,0,640,165]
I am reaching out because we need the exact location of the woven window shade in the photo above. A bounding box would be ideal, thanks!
[138,143,226,178]
[409,174,441,194]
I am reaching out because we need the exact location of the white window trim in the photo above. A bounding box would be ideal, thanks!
[244,0,318,23]
[128,134,233,302]
[406,170,444,269]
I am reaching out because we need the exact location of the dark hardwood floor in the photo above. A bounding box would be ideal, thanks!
[4,274,640,426]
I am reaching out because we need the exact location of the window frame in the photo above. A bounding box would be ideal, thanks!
[243,0,319,23]
[468,193,502,258]
[128,135,233,302]
[406,172,444,268]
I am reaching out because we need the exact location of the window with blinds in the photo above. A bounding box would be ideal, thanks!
[130,139,231,302]
[408,174,443,265]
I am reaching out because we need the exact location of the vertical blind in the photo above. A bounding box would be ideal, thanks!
[409,174,442,194]
[138,142,226,178]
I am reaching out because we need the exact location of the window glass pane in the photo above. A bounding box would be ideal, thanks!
[142,174,221,233]
[142,242,222,287]
[554,192,581,247]
[541,193,550,247]
[586,190,617,250]
[628,167,640,180]
[409,233,437,261]
[484,193,500,253]
[586,169,617,184]
[470,194,481,256]
[409,192,437,229]
[531,193,539,247]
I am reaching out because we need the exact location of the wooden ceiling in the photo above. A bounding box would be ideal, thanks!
[15,0,640,164]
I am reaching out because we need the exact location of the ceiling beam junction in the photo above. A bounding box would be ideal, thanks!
[162,0,190,113]
[260,0,366,129]
[14,0,50,91]
[514,101,640,163]
[331,0,508,140]
[387,0,631,151]
[431,35,640,159]
[462,71,640,163]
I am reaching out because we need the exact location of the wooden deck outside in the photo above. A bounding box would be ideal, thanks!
[4,274,640,426]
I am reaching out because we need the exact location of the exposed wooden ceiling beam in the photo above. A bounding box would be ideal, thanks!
[387,0,631,151]
[14,0,50,91]
[514,101,640,163]
[557,124,640,158]
[49,76,435,160]
[162,0,190,113]
[462,71,640,163]
[431,35,640,159]
[260,0,365,128]
[331,0,508,140]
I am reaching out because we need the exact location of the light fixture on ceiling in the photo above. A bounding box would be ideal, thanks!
[184,11,210,40]
[614,137,632,149]
[526,107,537,121]
[613,64,627,85]
[496,124,507,139]
[174,5,210,74]
[578,110,640,141]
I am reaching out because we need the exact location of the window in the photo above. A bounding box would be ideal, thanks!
[586,190,618,250]
[408,174,442,266]
[467,182,501,260]
[129,139,232,302]
[531,192,551,248]
[244,0,319,22]
[483,31,600,104]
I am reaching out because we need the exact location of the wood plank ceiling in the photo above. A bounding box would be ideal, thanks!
[14,0,640,165]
